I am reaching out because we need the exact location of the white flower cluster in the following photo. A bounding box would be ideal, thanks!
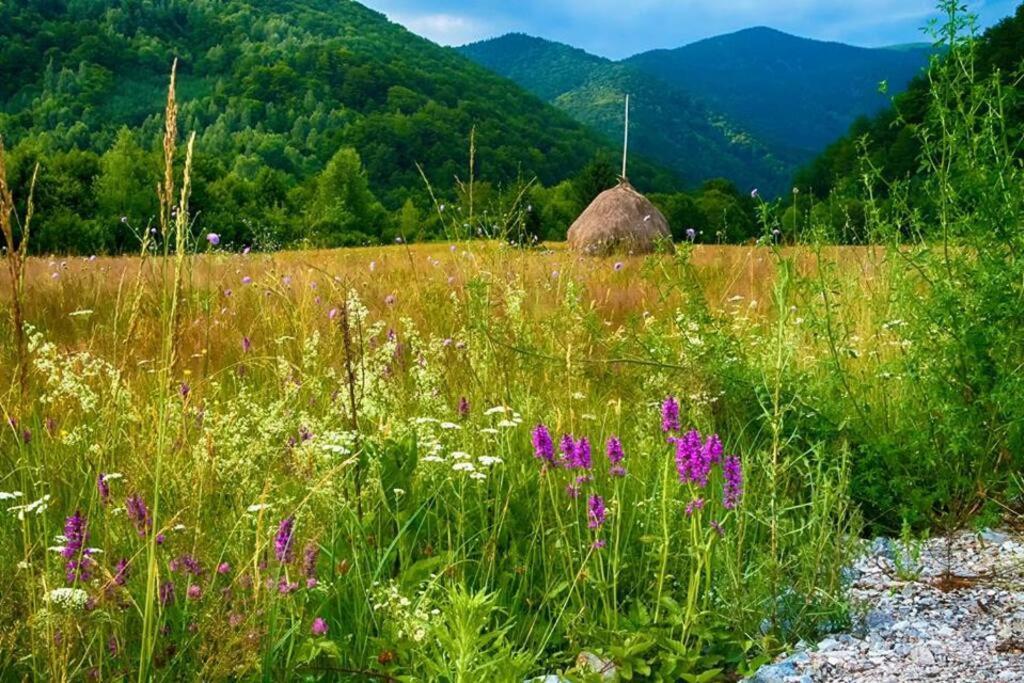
[46,587,89,611]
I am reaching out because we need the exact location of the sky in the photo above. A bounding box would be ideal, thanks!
[360,0,1019,59]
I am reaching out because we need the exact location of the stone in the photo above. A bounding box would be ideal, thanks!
[910,645,936,666]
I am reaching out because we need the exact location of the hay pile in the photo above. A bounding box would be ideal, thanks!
[567,180,673,256]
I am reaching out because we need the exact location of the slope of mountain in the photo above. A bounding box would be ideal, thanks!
[0,0,677,253]
[797,4,1024,199]
[461,34,792,194]
[625,27,932,158]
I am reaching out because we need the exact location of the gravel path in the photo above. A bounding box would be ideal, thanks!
[752,530,1024,682]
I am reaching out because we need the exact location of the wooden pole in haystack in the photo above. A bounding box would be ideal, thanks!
[621,94,630,181]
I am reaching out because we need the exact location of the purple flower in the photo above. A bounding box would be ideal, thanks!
[566,484,581,499]
[311,617,329,636]
[113,558,129,586]
[242,276,253,285]
[661,396,680,433]
[384,294,396,306]
[277,578,299,594]
[751,188,760,199]
[159,580,175,606]
[575,437,592,470]
[126,495,151,536]
[591,539,607,550]
[722,456,743,510]
[186,584,202,600]
[206,233,220,246]
[63,511,93,583]
[275,517,295,563]
[606,436,626,477]
[179,382,190,399]
[613,262,624,271]
[532,425,555,463]
[302,543,319,587]
[587,495,606,529]
[559,434,576,468]
[686,228,697,242]
[685,498,706,516]
[673,429,704,485]
[710,520,725,537]
[97,473,110,505]
[242,337,251,353]
[458,396,470,418]
[217,562,231,575]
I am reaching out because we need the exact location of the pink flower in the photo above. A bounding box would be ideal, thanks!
[311,617,328,636]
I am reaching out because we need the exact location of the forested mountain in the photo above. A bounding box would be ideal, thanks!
[461,34,789,195]
[0,0,678,253]
[462,30,932,197]
[625,28,933,160]
[797,4,1024,200]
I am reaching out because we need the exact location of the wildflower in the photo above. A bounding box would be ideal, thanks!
[709,520,725,537]
[311,617,329,636]
[685,498,706,516]
[159,581,174,606]
[179,382,190,398]
[531,425,555,463]
[186,584,202,601]
[242,337,251,353]
[674,429,708,486]
[47,587,89,611]
[206,233,220,246]
[606,436,625,477]
[97,473,110,505]
[751,188,759,199]
[592,539,606,550]
[661,396,680,433]
[242,276,253,285]
[566,484,581,499]
[722,456,743,510]
[125,495,151,536]
[587,495,607,529]
[385,294,396,306]
[302,543,319,588]
[457,396,470,418]
[328,307,339,321]
[278,577,300,594]
[217,562,231,575]
[63,511,93,583]
[559,434,576,467]
[575,437,592,470]
[275,517,295,563]
[686,228,696,242]
[113,558,129,586]
[614,261,624,271]
[242,246,251,255]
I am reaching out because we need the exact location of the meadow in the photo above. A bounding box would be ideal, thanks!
[1,5,1022,680]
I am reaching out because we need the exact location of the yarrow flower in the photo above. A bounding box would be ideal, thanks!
[275,517,295,563]
[661,396,680,433]
[722,456,743,510]
[62,511,93,584]
[606,436,626,477]
[587,495,607,530]
[532,425,555,463]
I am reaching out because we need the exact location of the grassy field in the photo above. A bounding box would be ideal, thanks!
[1,240,895,680]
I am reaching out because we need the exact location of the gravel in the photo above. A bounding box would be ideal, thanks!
[750,529,1024,682]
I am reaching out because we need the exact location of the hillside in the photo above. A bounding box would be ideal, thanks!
[797,4,1024,199]
[461,34,791,195]
[0,0,677,253]
[625,27,932,159]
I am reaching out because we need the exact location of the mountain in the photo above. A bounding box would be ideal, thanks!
[797,4,1024,200]
[625,27,932,159]
[461,29,932,196]
[0,0,677,253]
[461,34,791,195]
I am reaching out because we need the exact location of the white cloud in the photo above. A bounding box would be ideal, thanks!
[387,11,493,45]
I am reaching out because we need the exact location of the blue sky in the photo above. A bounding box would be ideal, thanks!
[360,0,1019,58]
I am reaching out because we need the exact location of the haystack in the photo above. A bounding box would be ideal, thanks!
[567,180,673,256]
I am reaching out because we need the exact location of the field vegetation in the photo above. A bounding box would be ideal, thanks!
[0,2,1021,681]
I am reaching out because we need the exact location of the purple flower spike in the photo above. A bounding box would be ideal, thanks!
[606,436,625,477]
[63,511,93,583]
[125,495,151,536]
[661,396,680,433]
[311,617,328,636]
[722,456,743,510]
[97,473,110,505]
[275,517,295,563]
[587,495,606,529]
[532,425,555,463]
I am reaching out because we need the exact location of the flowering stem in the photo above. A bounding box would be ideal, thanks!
[653,443,672,624]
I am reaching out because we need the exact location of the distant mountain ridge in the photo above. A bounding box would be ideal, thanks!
[460,28,933,195]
